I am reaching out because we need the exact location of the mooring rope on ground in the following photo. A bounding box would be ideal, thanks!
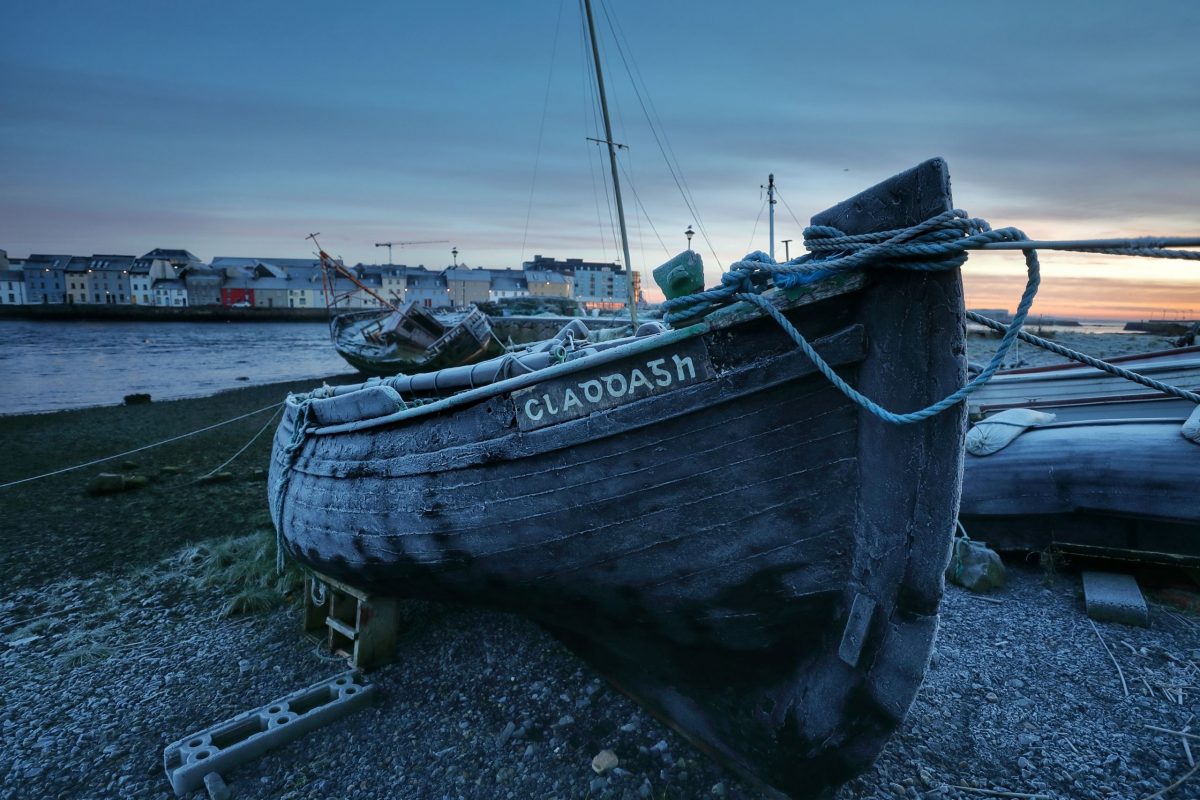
[0,402,282,490]
[662,210,1200,425]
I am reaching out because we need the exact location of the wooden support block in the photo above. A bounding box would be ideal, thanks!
[302,571,400,671]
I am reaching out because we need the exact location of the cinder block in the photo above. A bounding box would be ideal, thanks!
[1082,571,1149,627]
[163,671,374,797]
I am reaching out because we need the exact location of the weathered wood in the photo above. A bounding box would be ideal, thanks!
[269,159,966,799]
[960,418,1200,565]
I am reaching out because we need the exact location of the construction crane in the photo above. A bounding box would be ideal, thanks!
[374,240,449,266]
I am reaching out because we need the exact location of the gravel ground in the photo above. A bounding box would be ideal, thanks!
[2,549,1197,800]
[966,331,1177,371]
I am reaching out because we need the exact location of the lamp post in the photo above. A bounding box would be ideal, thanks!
[781,239,792,261]
[685,225,694,251]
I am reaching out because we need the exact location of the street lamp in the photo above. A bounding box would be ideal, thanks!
[685,225,694,251]
[781,239,793,261]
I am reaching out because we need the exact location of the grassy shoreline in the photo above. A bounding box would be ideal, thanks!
[0,373,360,592]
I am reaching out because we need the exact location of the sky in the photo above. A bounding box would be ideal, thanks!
[2,0,1198,320]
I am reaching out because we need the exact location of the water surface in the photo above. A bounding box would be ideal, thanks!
[0,319,355,415]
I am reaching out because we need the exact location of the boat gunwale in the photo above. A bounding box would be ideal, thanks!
[292,277,867,438]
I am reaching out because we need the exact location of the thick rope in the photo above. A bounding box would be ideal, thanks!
[664,210,1041,424]
[662,209,1199,425]
[967,312,1200,405]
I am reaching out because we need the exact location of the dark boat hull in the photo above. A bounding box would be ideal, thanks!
[270,160,967,798]
[960,418,1200,566]
[331,308,506,377]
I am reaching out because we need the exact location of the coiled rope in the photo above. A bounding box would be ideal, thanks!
[661,209,1199,425]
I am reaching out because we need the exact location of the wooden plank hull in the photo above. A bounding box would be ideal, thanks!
[969,346,1200,421]
[269,160,967,798]
[331,308,506,377]
[960,418,1200,565]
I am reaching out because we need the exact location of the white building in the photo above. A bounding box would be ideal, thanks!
[0,270,26,305]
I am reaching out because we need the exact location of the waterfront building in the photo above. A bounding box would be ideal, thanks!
[87,255,136,304]
[402,266,452,309]
[444,266,492,307]
[21,254,70,304]
[141,248,202,268]
[573,263,640,312]
[153,279,188,307]
[128,259,154,305]
[0,269,26,305]
[250,277,291,309]
[521,254,636,311]
[180,264,222,306]
[524,269,573,298]
[64,257,92,304]
[488,269,529,301]
[379,266,409,305]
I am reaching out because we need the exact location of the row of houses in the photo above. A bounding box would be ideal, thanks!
[0,249,641,312]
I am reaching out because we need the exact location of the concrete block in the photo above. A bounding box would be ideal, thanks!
[1082,571,1149,627]
[163,671,374,797]
[203,772,230,800]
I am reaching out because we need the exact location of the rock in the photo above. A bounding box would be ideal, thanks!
[553,714,574,728]
[197,471,234,484]
[497,721,516,746]
[124,475,149,489]
[946,537,1006,592]
[160,465,183,475]
[712,782,727,797]
[86,473,128,496]
[123,393,152,405]
[591,749,619,775]
[119,460,139,470]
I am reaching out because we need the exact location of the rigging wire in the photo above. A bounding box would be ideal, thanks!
[773,185,808,255]
[599,0,723,269]
[520,0,567,263]
[746,194,768,255]
[0,402,282,490]
[617,156,671,257]
[185,405,284,486]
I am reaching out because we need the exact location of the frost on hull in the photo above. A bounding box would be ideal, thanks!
[269,159,967,799]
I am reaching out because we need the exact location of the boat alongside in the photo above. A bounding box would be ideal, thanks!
[960,410,1200,566]
[329,302,505,377]
[312,243,507,378]
[960,341,1200,565]
[967,344,1200,422]
[270,160,969,798]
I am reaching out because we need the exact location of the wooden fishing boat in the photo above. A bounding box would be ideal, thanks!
[270,159,968,798]
[329,303,505,377]
[311,243,507,377]
[960,412,1200,566]
[967,344,1200,422]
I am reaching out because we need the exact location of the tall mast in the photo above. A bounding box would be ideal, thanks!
[767,173,776,261]
[583,0,638,326]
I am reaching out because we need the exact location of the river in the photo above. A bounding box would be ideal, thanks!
[0,319,356,415]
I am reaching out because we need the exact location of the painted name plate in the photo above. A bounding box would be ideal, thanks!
[512,339,712,432]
